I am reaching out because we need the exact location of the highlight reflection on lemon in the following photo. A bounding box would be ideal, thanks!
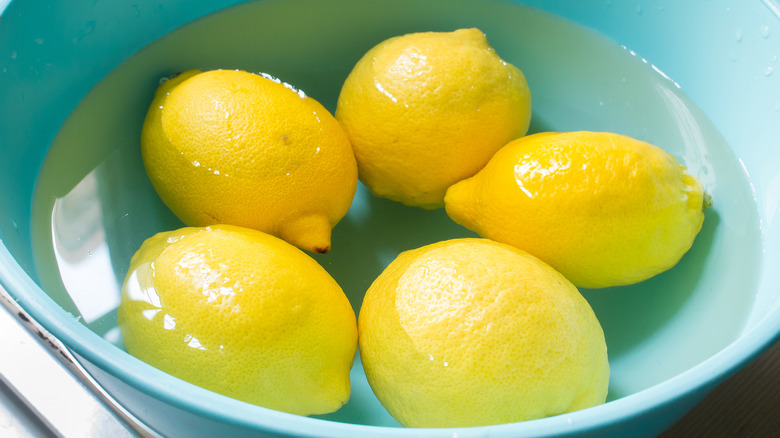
[336,28,532,208]
[358,238,609,427]
[141,69,358,254]
[118,225,358,416]
[445,131,710,288]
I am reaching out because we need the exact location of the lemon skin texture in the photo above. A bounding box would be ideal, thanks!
[141,69,358,254]
[336,28,531,209]
[358,238,609,428]
[445,131,708,288]
[117,225,358,416]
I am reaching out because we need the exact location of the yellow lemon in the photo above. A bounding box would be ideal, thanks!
[141,69,358,254]
[335,28,531,209]
[117,225,358,416]
[445,131,710,288]
[358,238,608,428]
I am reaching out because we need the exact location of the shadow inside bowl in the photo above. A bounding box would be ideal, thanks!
[317,184,478,315]
[582,209,721,400]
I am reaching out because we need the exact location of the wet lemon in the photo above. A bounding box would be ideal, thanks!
[358,238,608,427]
[118,225,358,415]
[445,131,710,288]
[141,69,357,253]
[336,28,531,208]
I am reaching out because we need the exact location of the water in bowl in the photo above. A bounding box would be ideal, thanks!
[30,0,761,427]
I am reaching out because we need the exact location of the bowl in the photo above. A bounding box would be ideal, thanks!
[1,0,779,436]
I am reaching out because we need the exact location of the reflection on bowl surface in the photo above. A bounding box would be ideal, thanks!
[0,0,776,436]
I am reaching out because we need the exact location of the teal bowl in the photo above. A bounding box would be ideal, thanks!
[1,0,779,436]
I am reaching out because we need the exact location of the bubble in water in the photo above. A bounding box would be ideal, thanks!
[636,4,643,15]
[765,66,774,76]
[760,24,771,38]
[736,28,743,42]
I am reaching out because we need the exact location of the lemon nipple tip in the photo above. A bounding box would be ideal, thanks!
[279,214,333,254]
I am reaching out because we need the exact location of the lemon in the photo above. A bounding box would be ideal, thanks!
[117,225,358,416]
[141,69,358,254]
[358,238,608,428]
[335,28,531,209]
[445,131,710,288]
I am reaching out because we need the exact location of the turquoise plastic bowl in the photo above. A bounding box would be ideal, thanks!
[1,0,779,436]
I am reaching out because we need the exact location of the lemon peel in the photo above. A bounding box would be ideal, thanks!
[358,238,608,427]
[336,28,531,208]
[445,131,709,288]
[141,69,357,253]
[118,224,358,415]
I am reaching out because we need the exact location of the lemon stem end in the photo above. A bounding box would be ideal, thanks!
[279,214,333,254]
[703,192,713,211]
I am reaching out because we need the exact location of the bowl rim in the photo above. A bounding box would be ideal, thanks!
[3,243,780,437]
